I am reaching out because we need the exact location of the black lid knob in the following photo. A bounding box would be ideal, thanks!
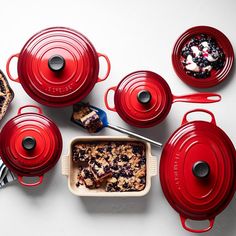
[192,161,210,179]
[48,55,65,72]
[22,136,36,151]
[137,90,152,104]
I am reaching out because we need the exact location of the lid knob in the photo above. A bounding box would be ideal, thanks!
[22,136,36,151]
[48,55,65,72]
[137,90,152,104]
[192,161,210,179]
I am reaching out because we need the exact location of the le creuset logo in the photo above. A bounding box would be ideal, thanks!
[41,83,74,94]
[173,153,181,190]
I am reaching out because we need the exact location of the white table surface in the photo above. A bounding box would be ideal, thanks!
[1,0,235,235]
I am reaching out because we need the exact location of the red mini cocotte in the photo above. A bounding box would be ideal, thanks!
[0,105,62,187]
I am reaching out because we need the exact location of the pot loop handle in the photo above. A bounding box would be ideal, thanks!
[18,105,43,115]
[97,53,111,82]
[6,53,20,83]
[104,86,117,112]
[18,175,44,187]
[182,109,216,126]
[180,215,215,233]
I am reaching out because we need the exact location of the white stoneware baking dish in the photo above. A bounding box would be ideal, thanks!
[62,136,158,197]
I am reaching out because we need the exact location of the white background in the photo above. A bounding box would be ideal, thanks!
[0,0,235,235]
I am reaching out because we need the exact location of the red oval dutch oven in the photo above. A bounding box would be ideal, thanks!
[0,105,62,187]
[6,27,111,107]
[160,109,236,233]
[104,71,221,128]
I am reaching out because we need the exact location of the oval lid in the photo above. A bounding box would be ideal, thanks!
[160,109,236,220]
[17,27,99,106]
[0,105,62,176]
[114,71,172,127]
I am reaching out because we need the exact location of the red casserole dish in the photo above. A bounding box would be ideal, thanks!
[160,109,236,233]
[0,105,62,187]
[104,71,221,128]
[6,27,111,107]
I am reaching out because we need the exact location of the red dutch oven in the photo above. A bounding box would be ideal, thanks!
[0,105,62,187]
[104,71,221,128]
[6,27,111,107]
[160,109,236,233]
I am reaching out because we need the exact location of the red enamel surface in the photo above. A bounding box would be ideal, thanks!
[0,106,62,179]
[160,109,236,232]
[111,71,172,128]
[7,27,110,107]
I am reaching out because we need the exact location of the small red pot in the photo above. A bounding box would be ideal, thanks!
[104,71,221,128]
[160,109,236,233]
[6,27,111,107]
[0,105,62,187]
[172,26,234,88]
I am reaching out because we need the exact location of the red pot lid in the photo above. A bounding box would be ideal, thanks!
[160,109,236,233]
[7,27,104,107]
[0,105,62,187]
[112,71,172,128]
[172,26,234,88]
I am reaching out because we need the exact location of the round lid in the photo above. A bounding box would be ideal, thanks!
[0,105,62,180]
[17,27,99,107]
[114,71,173,127]
[160,109,236,223]
[172,26,234,88]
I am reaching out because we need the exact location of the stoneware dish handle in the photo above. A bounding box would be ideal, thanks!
[18,175,44,187]
[180,215,215,233]
[172,93,221,103]
[61,155,69,176]
[97,53,111,82]
[6,53,20,83]
[104,86,117,112]
[181,109,216,126]
[18,105,43,115]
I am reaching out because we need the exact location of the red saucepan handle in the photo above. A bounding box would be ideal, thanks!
[6,53,20,83]
[97,53,111,82]
[18,175,44,187]
[18,105,43,115]
[182,109,216,126]
[180,215,215,233]
[104,86,117,112]
[172,93,221,103]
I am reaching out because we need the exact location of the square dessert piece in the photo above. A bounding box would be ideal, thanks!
[80,167,100,189]
[72,143,91,165]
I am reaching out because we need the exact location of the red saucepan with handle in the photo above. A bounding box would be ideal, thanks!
[0,105,62,187]
[104,71,221,128]
[160,109,236,233]
[6,27,111,107]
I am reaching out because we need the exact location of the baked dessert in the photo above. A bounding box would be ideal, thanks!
[181,34,225,78]
[0,70,14,120]
[73,141,146,192]
[71,103,103,133]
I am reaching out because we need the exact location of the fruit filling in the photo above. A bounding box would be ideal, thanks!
[181,34,225,78]
[72,141,146,192]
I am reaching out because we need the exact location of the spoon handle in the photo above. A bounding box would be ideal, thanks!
[107,124,162,148]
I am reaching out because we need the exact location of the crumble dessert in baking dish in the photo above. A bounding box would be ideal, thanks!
[72,141,146,192]
[0,71,14,120]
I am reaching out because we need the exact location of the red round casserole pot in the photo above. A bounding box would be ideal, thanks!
[160,109,236,233]
[0,105,62,187]
[6,27,111,107]
[104,71,221,128]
